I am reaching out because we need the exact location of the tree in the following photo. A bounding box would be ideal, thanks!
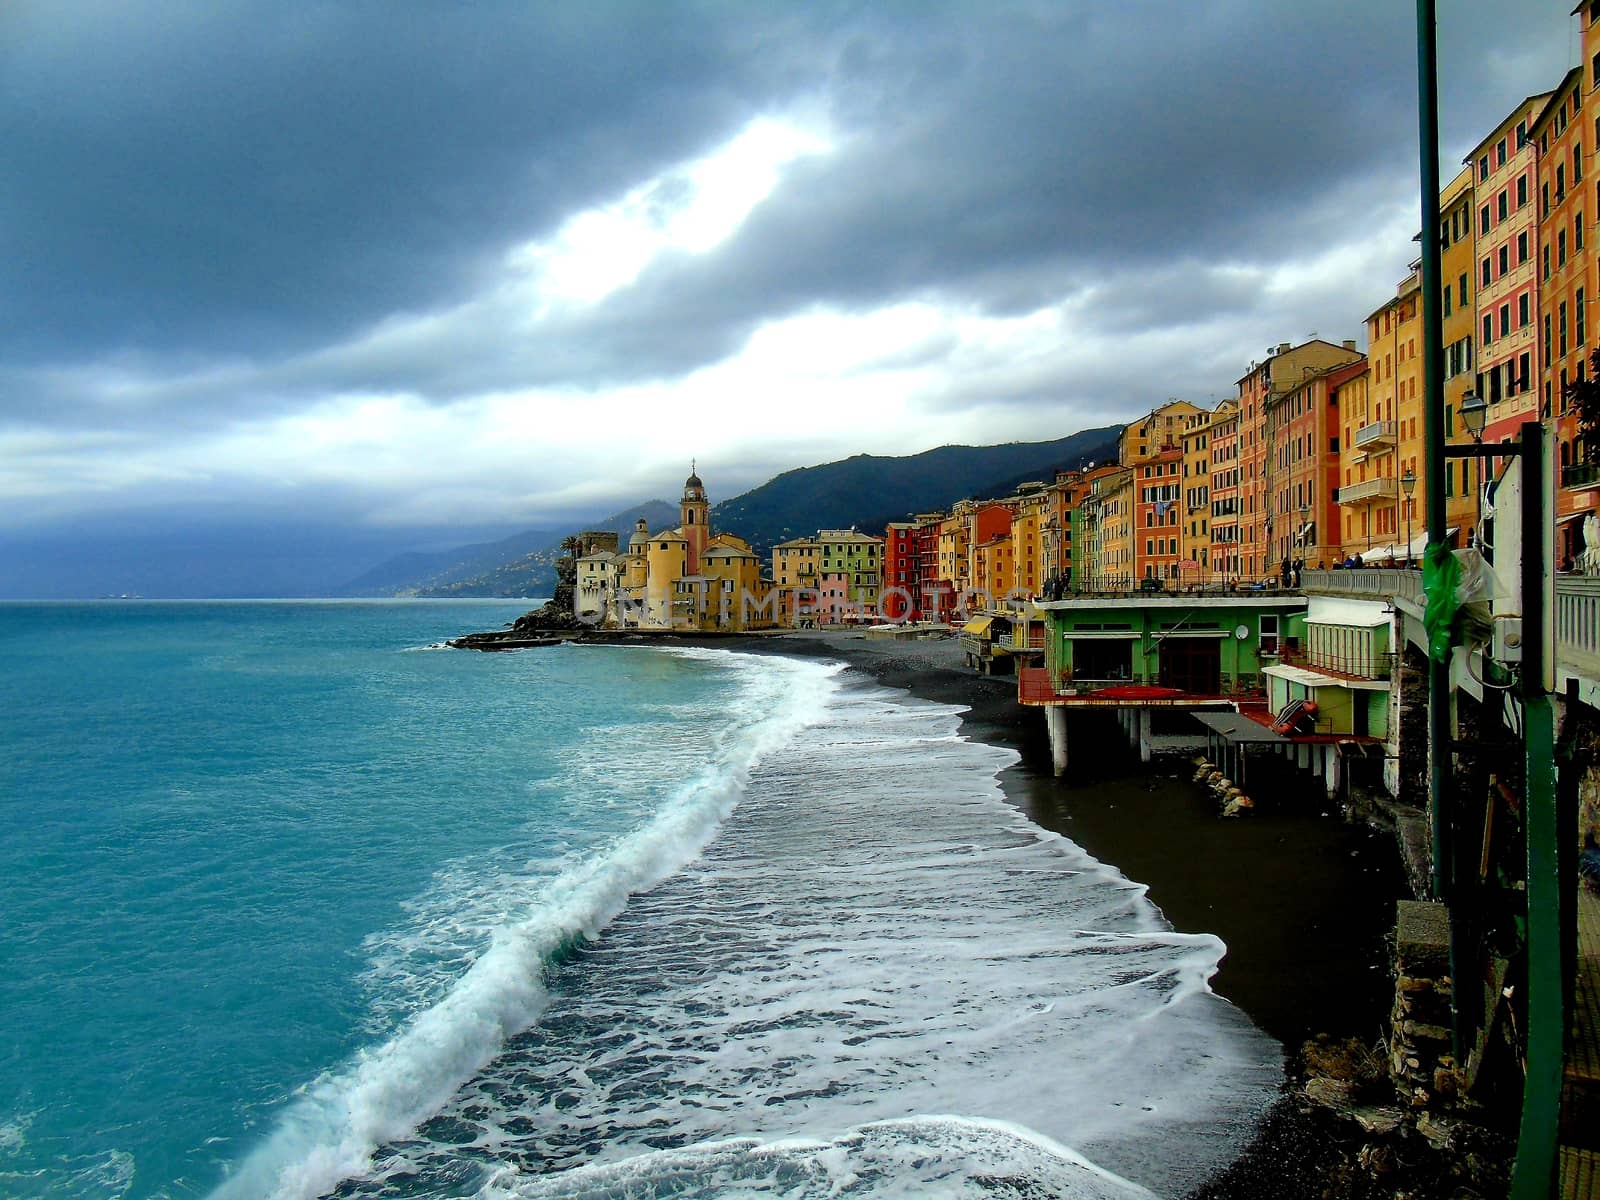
[1565,350,1600,464]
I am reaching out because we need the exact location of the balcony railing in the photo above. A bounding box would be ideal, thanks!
[1562,461,1600,490]
[1354,420,1397,449]
[1337,476,1399,505]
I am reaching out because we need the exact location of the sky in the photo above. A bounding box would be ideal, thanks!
[0,0,1579,595]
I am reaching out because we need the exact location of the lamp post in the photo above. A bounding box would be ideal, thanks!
[1401,468,1418,567]
[1300,502,1312,562]
[1460,389,1488,547]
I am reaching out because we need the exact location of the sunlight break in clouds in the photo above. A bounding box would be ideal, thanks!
[512,115,834,308]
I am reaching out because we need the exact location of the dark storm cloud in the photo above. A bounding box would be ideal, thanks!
[0,1,1573,433]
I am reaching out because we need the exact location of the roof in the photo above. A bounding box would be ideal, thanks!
[649,529,688,544]
[1193,711,1288,744]
[1263,663,1389,691]
[1529,66,1584,137]
[1464,91,1555,160]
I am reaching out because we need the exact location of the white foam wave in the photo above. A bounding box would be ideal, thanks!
[341,678,1280,1199]
[209,651,841,1200]
[474,1116,1157,1200]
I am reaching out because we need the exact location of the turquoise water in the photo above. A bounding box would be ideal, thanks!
[0,602,1281,1200]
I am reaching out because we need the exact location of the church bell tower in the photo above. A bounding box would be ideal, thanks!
[681,460,709,575]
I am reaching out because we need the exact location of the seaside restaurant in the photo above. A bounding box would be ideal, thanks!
[1019,592,1310,704]
[1017,591,1309,774]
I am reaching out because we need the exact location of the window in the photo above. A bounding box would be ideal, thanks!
[1499,244,1510,274]
[1479,154,1490,182]
[1578,142,1586,183]
[1443,287,1452,317]
[1561,228,1569,266]
[1482,256,1493,286]
[1518,120,1529,146]
[1579,212,1586,252]
[1559,163,1567,197]
[1580,289,1588,345]
[1498,190,1509,220]
[1519,352,1531,393]
[1545,313,1554,362]
[1520,292,1530,327]
[1501,303,1512,337]
[1484,314,1494,345]
[1518,174,1529,207]
[1481,203,1491,234]
[1560,301,1569,355]
[1518,230,1529,263]
[1545,243,1552,279]
[1498,137,1508,166]
[1459,273,1469,307]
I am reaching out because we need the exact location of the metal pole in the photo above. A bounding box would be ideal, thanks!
[1510,421,1559,1200]
[1415,0,1462,1060]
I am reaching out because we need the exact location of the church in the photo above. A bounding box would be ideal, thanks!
[579,466,776,631]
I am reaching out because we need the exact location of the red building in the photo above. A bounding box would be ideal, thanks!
[1133,446,1183,581]
[913,513,949,621]
[883,521,919,620]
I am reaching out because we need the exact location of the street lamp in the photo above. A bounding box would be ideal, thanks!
[1401,468,1418,567]
[1459,389,1487,546]
[1299,502,1312,560]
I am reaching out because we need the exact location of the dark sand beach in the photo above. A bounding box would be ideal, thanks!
[716,629,1414,1200]
[730,630,1407,1050]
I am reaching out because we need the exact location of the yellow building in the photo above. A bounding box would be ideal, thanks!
[1076,467,1133,586]
[614,466,766,630]
[940,504,973,597]
[1119,400,1205,466]
[1337,284,1416,557]
[1179,407,1213,570]
[1009,484,1050,598]
[1439,164,1483,542]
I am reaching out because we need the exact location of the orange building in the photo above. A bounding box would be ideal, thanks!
[1208,398,1243,576]
[1469,92,1551,444]
[1266,357,1366,569]
[1133,445,1183,581]
[1531,64,1598,561]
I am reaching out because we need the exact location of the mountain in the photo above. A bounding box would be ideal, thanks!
[347,427,1122,597]
[343,499,678,597]
[708,426,1123,553]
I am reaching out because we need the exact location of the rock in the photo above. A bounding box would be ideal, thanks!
[1416,1111,1457,1150]
[1351,1106,1404,1135]
[1304,1077,1356,1108]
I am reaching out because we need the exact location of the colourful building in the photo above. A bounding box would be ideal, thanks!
[883,521,919,620]
[1236,340,1363,579]
[1266,358,1365,570]
[1180,407,1213,572]
[1439,165,1483,544]
[1208,398,1242,576]
[1133,445,1183,581]
[1531,65,1598,562]
[1469,92,1551,444]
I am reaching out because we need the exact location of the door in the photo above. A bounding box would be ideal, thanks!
[1158,637,1222,695]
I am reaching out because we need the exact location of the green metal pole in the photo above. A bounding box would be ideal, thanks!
[1415,0,1463,1060]
[1511,422,1560,1200]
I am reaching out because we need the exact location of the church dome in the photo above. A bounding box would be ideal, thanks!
[685,470,703,490]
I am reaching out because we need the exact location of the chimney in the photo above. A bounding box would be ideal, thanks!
[1342,338,1357,351]
[1277,342,1292,356]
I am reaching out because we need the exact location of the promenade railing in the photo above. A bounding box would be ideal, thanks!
[1302,568,1599,680]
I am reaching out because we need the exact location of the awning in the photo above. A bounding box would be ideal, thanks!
[1558,511,1588,526]
[1192,711,1287,744]
[962,617,994,637]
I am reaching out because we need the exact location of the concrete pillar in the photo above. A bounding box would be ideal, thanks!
[1325,745,1341,799]
[1311,744,1323,778]
[1046,707,1069,777]
[1138,708,1153,763]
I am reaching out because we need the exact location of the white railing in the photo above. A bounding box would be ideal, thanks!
[1303,569,1598,679]
[1338,477,1399,504]
[1354,420,1397,449]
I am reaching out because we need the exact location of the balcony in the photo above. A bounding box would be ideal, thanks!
[1354,420,1397,450]
[1337,476,1398,505]
[1562,461,1600,491]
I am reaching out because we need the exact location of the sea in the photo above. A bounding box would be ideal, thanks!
[0,601,1283,1200]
